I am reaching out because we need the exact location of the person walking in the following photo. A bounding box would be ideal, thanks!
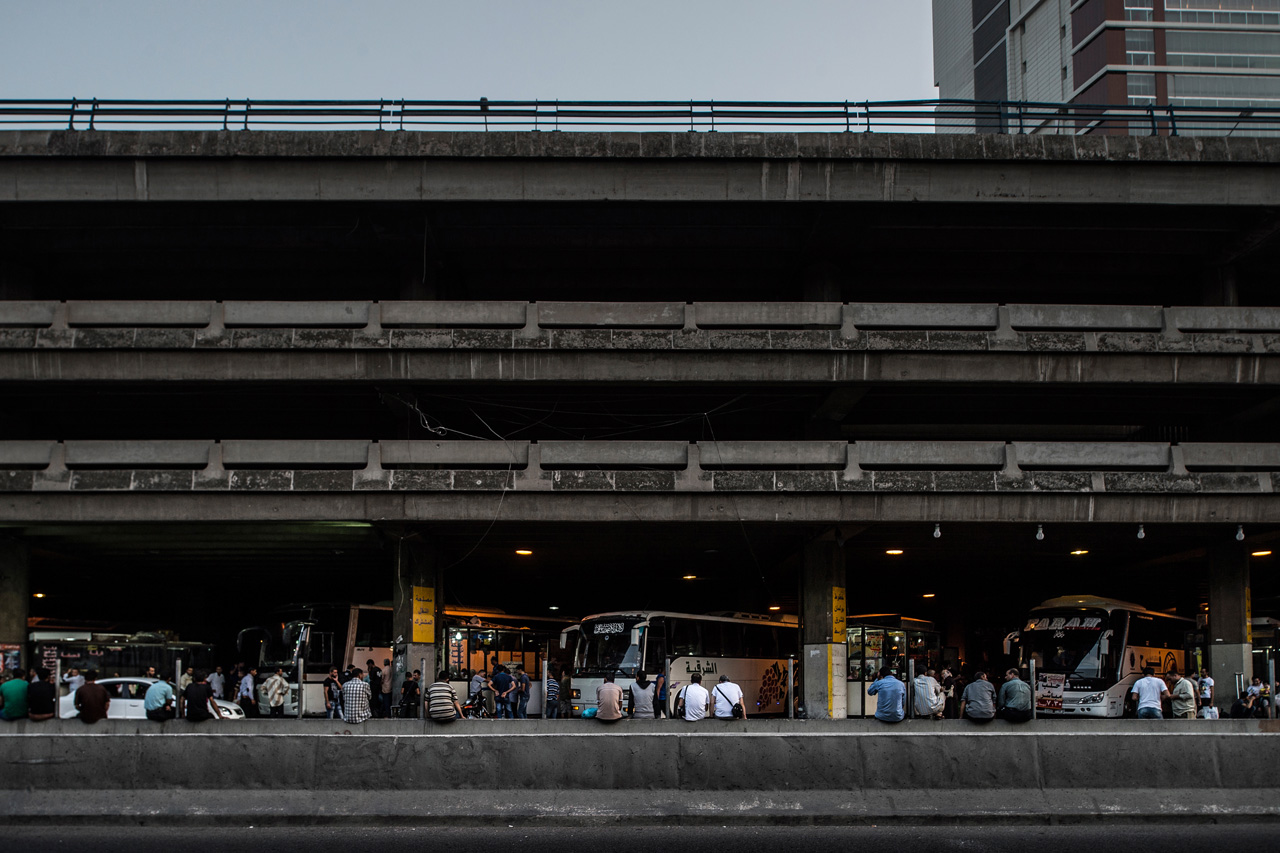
[341,667,373,724]
[711,673,746,720]
[237,666,259,718]
[867,667,906,723]
[1167,669,1197,720]
[677,672,710,722]
[1130,666,1170,719]
[426,671,463,722]
[960,671,997,722]
[263,667,289,718]
[996,668,1033,723]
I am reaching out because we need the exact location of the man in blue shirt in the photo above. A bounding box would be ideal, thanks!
[867,667,905,723]
[144,679,175,722]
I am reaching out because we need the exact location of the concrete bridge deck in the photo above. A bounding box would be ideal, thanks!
[2,719,1277,826]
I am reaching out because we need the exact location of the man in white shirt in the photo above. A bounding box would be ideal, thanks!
[710,674,746,720]
[678,672,710,722]
[913,669,946,719]
[1130,666,1170,719]
[1198,668,1214,712]
[207,666,226,700]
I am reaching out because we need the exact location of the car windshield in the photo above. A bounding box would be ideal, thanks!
[575,617,643,676]
[1022,609,1114,679]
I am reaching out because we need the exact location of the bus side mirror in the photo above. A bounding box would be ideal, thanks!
[559,632,568,651]
[1099,631,1111,656]
[1003,631,1019,655]
[630,628,642,647]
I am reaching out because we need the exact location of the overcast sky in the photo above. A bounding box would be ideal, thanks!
[2,2,937,103]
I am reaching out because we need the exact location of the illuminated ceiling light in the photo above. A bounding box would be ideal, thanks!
[933,524,942,539]
[548,605,560,610]
[515,549,533,556]
[32,593,45,598]
[1237,525,1245,541]
[683,574,697,580]
[768,605,782,611]
[922,593,936,599]
[1252,550,1273,558]
[1036,525,1045,541]
[885,549,904,556]
[1070,549,1089,556]
[1137,524,1145,540]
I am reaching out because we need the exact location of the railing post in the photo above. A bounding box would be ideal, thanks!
[398,99,405,131]
[1149,104,1158,136]
[67,97,77,131]
[689,99,695,133]
[844,100,850,132]
[1018,103,1025,134]
[1168,106,1178,137]
[709,100,715,133]
[88,98,97,132]
[242,99,251,132]
[863,101,871,133]
[222,99,230,132]
[377,99,384,131]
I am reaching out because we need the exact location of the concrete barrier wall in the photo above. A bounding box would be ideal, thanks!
[0,719,1276,793]
[4,301,1280,336]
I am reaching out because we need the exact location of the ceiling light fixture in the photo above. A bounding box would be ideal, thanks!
[548,605,560,610]
[885,549,904,556]
[922,593,936,599]
[1070,549,1089,556]
[1236,525,1245,541]
[768,605,781,611]
[1252,550,1272,558]
[1036,525,1045,541]
[1137,524,1145,540]
[683,574,697,580]
[933,524,942,539]
[515,549,533,556]
[32,593,45,599]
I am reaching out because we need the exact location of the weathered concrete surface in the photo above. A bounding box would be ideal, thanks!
[1,719,1277,825]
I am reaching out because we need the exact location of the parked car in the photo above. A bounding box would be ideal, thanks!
[58,677,243,720]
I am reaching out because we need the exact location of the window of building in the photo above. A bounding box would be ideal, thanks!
[1165,0,1280,25]
[1166,30,1280,70]
[1125,0,1154,22]
[1127,72,1158,105]
[1126,29,1156,65]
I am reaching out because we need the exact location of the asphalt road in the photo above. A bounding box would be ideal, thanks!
[8,824,1277,852]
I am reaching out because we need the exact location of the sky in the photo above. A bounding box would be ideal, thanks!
[1,2,938,103]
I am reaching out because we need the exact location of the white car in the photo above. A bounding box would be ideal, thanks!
[59,677,244,721]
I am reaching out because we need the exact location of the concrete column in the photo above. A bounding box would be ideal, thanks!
[0,540,29,671]
[391,535,440,711]
[1207,540,1251,710]
[800,538,847,720]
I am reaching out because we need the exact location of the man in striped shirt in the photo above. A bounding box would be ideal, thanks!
[341,667,372,724]
[544,670,561,718]
[426,671,463,722]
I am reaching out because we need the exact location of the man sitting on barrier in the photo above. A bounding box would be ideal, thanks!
[995,669,1033,723]
[960,671,996,722]
[867,667,905,723]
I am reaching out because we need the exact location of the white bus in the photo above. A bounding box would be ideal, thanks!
[566,610,799,718]
[1011,596,1195,718]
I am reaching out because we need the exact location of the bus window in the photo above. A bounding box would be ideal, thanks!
[644,619,667,676]
[719,623,744,658]
[745,625,777,659]
[701,623,724,658]
[670,619,701,658]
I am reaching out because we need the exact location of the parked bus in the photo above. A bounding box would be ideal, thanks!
[1010,596,1196,718]
[566,610,799,718]
[29,630,216,694]
[238,603,568,715]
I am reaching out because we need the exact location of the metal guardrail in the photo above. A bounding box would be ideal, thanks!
[3,98,1280,135]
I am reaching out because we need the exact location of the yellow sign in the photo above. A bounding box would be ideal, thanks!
[832,586,847,642]
[412,585,435,645]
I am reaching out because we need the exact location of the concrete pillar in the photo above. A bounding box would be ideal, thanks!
[391,535,440,711]
[1207,540,1251,710]
[800,538,847,720]
[0,540,29,671]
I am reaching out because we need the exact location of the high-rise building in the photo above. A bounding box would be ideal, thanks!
[933,0,1280,133]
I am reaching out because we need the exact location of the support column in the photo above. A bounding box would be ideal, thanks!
[0,540,29,672]
[392,535,440,712]
[800,537,847,720]
[1207,541,1251,711]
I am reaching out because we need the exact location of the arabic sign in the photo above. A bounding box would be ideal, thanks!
[832,586,847,642]
[411,585,435,645]
[1036,672,1064,711]
[593,622,625,635]
[1024,616,1102,631]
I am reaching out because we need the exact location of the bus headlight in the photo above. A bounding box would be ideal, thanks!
[1077,693,1106,704]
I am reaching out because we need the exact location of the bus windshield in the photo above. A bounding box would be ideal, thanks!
[1022,609,1115,680]
[575,616,643,676]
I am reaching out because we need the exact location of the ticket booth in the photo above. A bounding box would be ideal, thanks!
[846,615,941,718]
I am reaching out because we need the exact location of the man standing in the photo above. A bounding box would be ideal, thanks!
[1130,666,1170,720]
[179,667,195,691]
[678,672,710,722]
[62,667,85,694]
[544,668,561,719]
[960,671,997,722]
[491,665,515,719]
[341,667,372,724]
[1167,669,1197,720]
[323,667,343,720]
[74,671,111,724]
[364,659,381,717]
[913,668,946,719]
[512,665,532,719]
[596,674,624,722]
[208,666,226,700]
[1198,667,1215,712]
[996,669,1033,723]
[867,667,906,723]
[426,671,463,722]
[400,670,422,718]
[263,667,289,718]
[144,678,176,722]
[710,673,747,720]
[379,659,393,719]
[237,666,259,717]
